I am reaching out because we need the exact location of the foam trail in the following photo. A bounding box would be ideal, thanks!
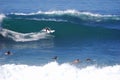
[0,62,120,80]
[0,28,53,42]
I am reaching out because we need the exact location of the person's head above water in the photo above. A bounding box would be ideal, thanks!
[5,51,12,55]
[52,56,58,60]
[72,59,80,64]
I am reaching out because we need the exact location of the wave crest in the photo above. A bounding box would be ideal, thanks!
[10,10,120,21]
[0,28,54,42]
[0,62,120,80]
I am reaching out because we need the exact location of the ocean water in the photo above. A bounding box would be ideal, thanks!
[0,0,120,80]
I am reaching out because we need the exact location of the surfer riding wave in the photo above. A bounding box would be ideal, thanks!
[0,27,55,42]
[41,27,55,34]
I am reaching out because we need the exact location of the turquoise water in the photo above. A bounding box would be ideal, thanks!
[0,0,120,80]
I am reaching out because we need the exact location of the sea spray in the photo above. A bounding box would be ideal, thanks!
[0,14,6,28]
[0,14,6,23]
[0,62,120,80]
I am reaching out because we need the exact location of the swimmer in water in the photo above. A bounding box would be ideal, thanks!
[52,56,58,61]
[5,51,12,55]
[72,59,80,64]
[86,58,92,62]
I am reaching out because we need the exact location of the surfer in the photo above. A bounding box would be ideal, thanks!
[41,27,55,34]
[45,27,50,32]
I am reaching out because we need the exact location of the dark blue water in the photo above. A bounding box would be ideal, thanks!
[0,0,120,80]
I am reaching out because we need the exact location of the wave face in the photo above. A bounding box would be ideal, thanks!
[1,10,120,42]
[0,62,120,80]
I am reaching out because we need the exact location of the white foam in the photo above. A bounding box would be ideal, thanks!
[10,10,120,21]
[0,62,120,80]
[11,10,79,15]
[0,14,6,22]
[32,18,68,22]
[10,10,118,17]
[0,28,53,42]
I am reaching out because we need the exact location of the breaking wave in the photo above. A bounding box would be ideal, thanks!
[0,14,6,23]
[0,14,5,21]
[0,28,54,42]
[0,62,120,80]
[0,10,120,41]
[9,10,120,21]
